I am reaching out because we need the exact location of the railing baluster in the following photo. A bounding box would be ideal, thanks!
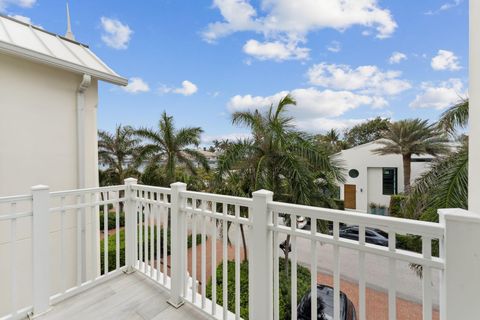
[163,201,168,286]
[115,192,120,270]
[91,192,98,278]
[139,192,143,271]
[273,211,280,320]
[192,203,197,304]
[358,224,366,320]
[388,230,397,320]
[150,194,155,277]
[422,236,432,320]
[134,191,139,269]
[156,194,161,282]
[291,215,297,320]
[60,197,66,293]
[103,199,108,275]
[310,218,317,320]
[77,194,83,284]
[333,221,340,320]
[201,201,207,309]
[211,202,217,316]
[235,205,241,320]
[10,202,17,316]
[222,202,228,320]
[144,191,149,274]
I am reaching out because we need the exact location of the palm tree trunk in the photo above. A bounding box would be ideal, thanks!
[283,234,291,276]
[403,154,412,193]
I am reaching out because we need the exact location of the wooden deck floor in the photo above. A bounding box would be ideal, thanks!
[37,273,211,320]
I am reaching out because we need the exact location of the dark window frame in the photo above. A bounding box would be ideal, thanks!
[382,167,398,195]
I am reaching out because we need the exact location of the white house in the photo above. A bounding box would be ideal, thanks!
[0,14,126,315]
[0,14,127,196]
[335,140,434,213]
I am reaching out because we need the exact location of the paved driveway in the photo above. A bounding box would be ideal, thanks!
[279,235,440,306]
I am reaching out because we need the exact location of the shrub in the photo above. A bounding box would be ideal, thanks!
[333,199,344,210]
[389,195,407,218]
[99,211,125,230]
[206,258,311,320]
[100,228,201,273]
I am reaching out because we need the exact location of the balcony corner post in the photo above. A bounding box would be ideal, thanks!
[124,178,138,274]
[168,182,187,308]
[438,208,480,320]
[31,184,51,316]
[250,189,274,320]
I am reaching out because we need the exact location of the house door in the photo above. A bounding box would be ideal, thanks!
[344,184,356,209]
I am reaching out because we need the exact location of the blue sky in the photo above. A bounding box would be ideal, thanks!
[1,0,468,144]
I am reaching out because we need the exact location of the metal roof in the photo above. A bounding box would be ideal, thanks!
[0,15,128,86]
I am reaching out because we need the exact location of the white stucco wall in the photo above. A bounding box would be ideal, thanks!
[0,53,99,196]
[0,53,100,315]
[337,141,432,213]
[469,0,480,212]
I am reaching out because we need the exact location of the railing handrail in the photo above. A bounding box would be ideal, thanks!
[268,200,445,238]
[180,190,253,207]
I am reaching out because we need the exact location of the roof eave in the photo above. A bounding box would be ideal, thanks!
[0,40,128,86]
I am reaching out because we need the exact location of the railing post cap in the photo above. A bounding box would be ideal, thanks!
[31,185,49,191]
[252,189,274,197]
[438,208,480,224]
[170,182,187,188]
[124,177,138,185]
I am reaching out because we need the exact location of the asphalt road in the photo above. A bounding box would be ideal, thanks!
[278,234,440,306]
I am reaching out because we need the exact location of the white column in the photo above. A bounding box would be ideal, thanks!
[249,189,274,320]
[32,185,51,316]
[124,178,138,274]
[469,0,480,212]
[438,209,480,320]
[168,182,187,308]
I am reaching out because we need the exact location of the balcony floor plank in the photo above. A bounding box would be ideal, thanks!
[37,273,209,320]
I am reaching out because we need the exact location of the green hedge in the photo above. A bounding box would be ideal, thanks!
[389,195,407,218]
[99,211,125,230]
[100,228,201,273]
[206,258,311,320]
[333,199,345,210]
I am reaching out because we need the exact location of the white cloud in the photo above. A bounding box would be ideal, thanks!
[203,0,397,61]
[122,77,150,94]
[425,0,462,15]
[0,0,35,11]
[410,79,467,110]
[431,50,461,71]
[100,17,133,50]
[202,132,252,144]
[8,14,41,28]
[159,80,198,96]
[389,51,407,64]
[228,88,386,119]
[243,39,309,61]
[293,118,365,132]
[307,63,411,96]
[326,41,341,53]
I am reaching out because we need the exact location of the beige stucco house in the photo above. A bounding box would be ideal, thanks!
[0,14,127,196]
[0,14,127,315]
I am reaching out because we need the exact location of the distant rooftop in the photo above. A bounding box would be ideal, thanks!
[0,14,127,86]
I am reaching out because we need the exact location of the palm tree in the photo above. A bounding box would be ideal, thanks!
[217,94,344,272]
[373,119,449,193]
[98,125,145,185]
[403,100,469,219]
[136,111,209,186]
[438,98,469,135]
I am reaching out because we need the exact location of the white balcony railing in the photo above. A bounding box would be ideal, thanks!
[1,179,480,320]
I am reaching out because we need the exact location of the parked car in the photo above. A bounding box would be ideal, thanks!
[338,226,388,246]
[297,284,357,320]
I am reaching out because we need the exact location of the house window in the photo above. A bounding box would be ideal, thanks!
[383,168,398,195]
[348,169,359,178]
